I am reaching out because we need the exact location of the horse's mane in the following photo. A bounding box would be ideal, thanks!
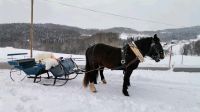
[134,37,152,43]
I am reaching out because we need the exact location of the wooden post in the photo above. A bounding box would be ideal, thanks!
[30,0,34,58]
[169,46,172,68]
[181,48,184,64]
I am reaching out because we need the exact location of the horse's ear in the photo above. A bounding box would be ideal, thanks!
[153,34,160,42]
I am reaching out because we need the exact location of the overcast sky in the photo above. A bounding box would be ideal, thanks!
[0,0,200,31]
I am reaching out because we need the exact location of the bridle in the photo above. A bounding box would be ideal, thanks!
[147,40,162,61]
[118,38,164,70]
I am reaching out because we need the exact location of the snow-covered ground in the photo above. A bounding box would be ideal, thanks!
[0,47,200,112]
[0,69,200,112]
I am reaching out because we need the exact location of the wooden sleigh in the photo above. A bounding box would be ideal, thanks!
[7,53,83,86]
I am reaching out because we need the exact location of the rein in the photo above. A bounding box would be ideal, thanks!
[113,41,144,70]
[83,57,139,74]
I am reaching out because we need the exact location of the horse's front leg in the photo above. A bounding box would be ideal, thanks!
[99,67,107,84]
[122,69,133,96]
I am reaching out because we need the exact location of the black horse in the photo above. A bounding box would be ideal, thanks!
[83,34,164,96]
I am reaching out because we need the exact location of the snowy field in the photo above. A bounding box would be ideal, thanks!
[0,69,200,112]
[1,47,200,67]
[0,47,200,112]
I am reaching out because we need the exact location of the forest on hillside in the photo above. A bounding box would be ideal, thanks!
[1,23,200,54]
[0,23,122,54]
[183,40,200,56]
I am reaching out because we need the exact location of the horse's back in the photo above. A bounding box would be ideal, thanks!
[87,43,120,56]
[90,43,119,51]
[86,43,121,68]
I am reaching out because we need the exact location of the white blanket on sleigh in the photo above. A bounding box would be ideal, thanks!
[35,53,59,70]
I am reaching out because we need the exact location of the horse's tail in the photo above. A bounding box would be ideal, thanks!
[83,47,91,87]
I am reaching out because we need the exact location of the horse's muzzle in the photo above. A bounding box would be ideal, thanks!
[155,58,160,62]
[151,55,160,62]
[160,54,165,59]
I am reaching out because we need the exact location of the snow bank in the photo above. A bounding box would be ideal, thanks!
[0,47,85,65]
[120,33,149,40]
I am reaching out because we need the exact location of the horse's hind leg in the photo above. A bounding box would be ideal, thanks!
[99,67,107,84]
[89,70,98,92]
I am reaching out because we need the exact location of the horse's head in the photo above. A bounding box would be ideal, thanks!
[147,34,164,62]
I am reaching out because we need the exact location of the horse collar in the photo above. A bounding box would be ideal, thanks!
[128,42,144,62]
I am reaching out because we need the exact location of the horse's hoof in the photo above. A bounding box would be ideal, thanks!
[90,83,97,93]
[123,90,129,96]
[92,90,97,93]
[102,79,107,84]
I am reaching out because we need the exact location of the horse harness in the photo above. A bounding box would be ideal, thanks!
[122,40,160,69]
[147,40,161,58]
[119,41,144,69]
